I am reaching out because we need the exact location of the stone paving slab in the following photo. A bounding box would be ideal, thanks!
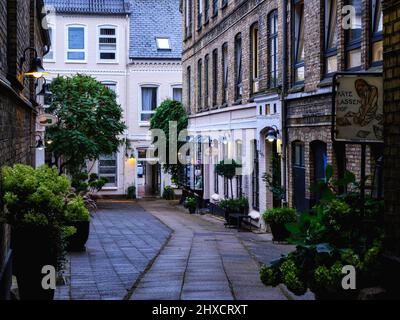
[55,200,171,300]
[129,200,290,300]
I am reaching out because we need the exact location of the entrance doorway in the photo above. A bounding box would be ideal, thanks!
[293,141,307,212]
[137,160,161,198]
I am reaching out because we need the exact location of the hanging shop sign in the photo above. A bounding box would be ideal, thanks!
[332,73,383,144]
[38,114,58,127]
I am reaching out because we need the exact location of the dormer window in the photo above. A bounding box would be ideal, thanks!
[156,37,171,50]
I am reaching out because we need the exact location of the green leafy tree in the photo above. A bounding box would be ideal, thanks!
[46,74,126,176]
[149,99,188,184]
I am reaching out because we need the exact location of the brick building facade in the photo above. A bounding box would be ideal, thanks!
[382,0,400,294]
[182,0,385,220]
[0,0,50,300]
[285,0,384,211]
[182,0,284,225]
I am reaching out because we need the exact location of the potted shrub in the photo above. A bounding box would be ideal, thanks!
[219,198,249,224]
[259,166,385,300]
[162,186,175,200]
[2,165,73,300]
[64,196,90,252]
[127,185,136,200]
[263,207,297,242]
[184,197,197,214]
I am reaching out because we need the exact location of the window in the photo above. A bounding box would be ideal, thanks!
[141,87,158,122]
[214,166,219,193]
[235,34,243,100]
[67,25,86,61]
[294,142,305,167]
[268,12,279,88]
[173,87,183,102]
[371,0,383,64]
[212,49,218,106]
[98,154,117,188]
[236,176,243,198]
[187,66,192,110]
[156,37,171,50]
[98,26,117,61]
[213,0,218,16]
[186,0,193,38]
[324,0,338,75]
[204,54,209,108]
[205,0,210,23]
[222,43,228,104]
[252,140,259,211]
[44,26,55,61]
[197,0,203,29]
[345,0,362,69]
[293,0,304,83]
[222,0,228,8]
[103,82,117,93]
[213,139,219,193]
[197,59,203,111]
[251,23,260,93]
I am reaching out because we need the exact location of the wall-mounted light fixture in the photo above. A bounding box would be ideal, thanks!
[266,125,280,143]
[36,77,47,96]
[20,47,48,79]
[32,134,45,151]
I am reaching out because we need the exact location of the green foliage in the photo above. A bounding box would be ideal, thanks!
[184,197,197,210]
[218,197,249,214]
[260,165,385,297]
[46,74,126,175]
[215,160,240,180]
[263,207,297,225]
[127,185,136,200]
[2,164,74,270]
[162,186,176,200]
[64,196,90,222]
[71,172,107,194]
[262,153,285,203]
[149,99,188,184]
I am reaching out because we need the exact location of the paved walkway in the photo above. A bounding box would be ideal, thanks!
[55,201,171,300]
[129,201,293,300]
[56,199,303,300]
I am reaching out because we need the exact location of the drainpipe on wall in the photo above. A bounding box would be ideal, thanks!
[281,0,288,206]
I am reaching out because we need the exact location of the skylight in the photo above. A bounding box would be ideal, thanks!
[156,37,171,50]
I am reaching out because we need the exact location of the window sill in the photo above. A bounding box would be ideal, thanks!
[221,3,228,10]
[289,84,304,93]
[101,187,118,191]
[65,60,87,64]
[204,19,209,26]
[97,61,119,65]
[318,77,334,88]
[139,122,151,127]
[220,103,228,108]
[232,99,242,106]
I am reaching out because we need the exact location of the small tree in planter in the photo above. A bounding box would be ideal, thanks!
[184,197,197,214]
[1,165,75,300]
[215,160,241,199]
[263,207,297,242]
